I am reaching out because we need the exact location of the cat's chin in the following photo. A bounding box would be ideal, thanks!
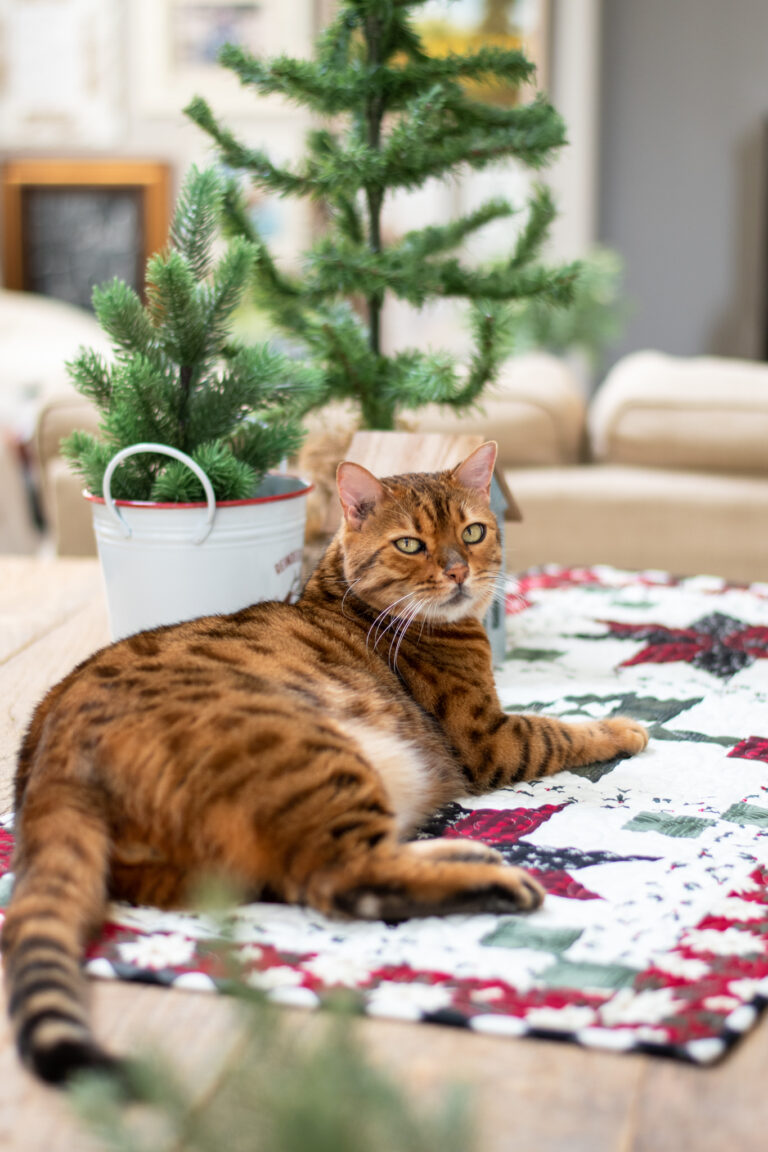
[433,588,482,622]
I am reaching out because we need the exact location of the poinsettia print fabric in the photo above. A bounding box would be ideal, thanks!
[3,564,768,1063]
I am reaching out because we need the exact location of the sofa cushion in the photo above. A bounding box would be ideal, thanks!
[503,464,768,584]
[590,351,768,475]
[405,353,586,467]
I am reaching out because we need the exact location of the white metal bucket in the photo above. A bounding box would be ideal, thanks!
[87,443,313,640]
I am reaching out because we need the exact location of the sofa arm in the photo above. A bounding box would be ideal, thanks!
[590,351,768,475]
[403,352,587,467]
[45,456,96,556]
[35,392,99,556]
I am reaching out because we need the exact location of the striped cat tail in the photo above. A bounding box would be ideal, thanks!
[1,781,117,1085]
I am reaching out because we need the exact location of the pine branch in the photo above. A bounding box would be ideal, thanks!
[60,430,114,496]
[301,227,573,308]
[146,250,207,367]
[376,47,535,106]
[101,357,182,451]
[229,418,306,479]
[219,178,260,244]
[445,90,566,132]
[508,184,557,269]
[169,165,222,281]
[434,259,580,303]
[220,180,307,312]
[92,280,157,363]
[458,300,517,406]
[316,7,363,73]
[219,45,365,115]
[62,425,157,501]
[65,348,113,410]
[218,41,534,115]
[200,237,254,356]
[308,131,365,243]
[186,98,317,197]
[382,105,567,189]
[383,350,461,409]
[402,199,517,259]
[150,442,256,502]
[302,303,380,411]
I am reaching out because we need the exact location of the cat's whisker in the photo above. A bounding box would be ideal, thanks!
[368,591,421,651]
[390,598,426,670]
[477,575,515,612]
[482,582,510,604]
[341,576,365,617]
[372,595,421,651]
[418,596,441,640]
[385,612,409,667]
[368,589,423,654]
[418,603,432,642]
[388,599,420,663]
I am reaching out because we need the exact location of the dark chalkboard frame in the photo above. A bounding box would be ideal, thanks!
[1,159,171,308]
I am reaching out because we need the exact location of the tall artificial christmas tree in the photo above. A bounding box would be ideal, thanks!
[63,165,322,503]
[186,0,578,432]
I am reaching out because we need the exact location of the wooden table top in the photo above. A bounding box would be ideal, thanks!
[0,555,767,1151]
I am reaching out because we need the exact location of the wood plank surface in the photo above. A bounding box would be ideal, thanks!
[0,555,766,1150]
[0,983,247,1152]
[0,566,109,811]
[0,557,105,664]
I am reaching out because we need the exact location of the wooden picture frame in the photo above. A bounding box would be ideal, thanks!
[1,159,171,311]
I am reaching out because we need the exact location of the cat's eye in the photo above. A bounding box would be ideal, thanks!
[394,537,425,554]
[462,523,486,544]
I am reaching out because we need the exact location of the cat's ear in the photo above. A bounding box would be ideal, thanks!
[337,461,385,530]
[452,441,497,499]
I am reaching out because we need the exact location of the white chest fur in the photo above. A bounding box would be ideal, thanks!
[333,717,436,836]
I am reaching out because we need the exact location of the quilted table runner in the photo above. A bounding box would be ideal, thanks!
[3,564,768,1063]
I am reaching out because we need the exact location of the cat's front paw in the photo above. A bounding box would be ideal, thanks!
[602,717,649,757]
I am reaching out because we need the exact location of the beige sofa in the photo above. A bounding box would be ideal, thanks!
[0,289,110,554]
[507,351,768,583]
[34,349,768,584]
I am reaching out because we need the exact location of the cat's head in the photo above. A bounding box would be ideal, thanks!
[336,442,502,623]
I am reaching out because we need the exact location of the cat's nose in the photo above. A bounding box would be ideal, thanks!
[445,560,469,585]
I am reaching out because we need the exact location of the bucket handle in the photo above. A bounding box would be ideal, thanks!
[102,443,217,545]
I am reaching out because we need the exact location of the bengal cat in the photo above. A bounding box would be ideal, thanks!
[2,441,647,1085]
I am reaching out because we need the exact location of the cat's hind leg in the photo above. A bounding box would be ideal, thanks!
[199,716,544,922]
[409,838,504,866]
[208,773,543,921]
[303,840,544,922]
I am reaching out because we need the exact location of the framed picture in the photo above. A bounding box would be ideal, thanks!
[0,0,121,147]
[133,0,316,117]
[1,160,171,312]
[415,0,550,104]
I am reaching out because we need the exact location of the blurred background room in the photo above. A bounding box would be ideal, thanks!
[1,0,768,581]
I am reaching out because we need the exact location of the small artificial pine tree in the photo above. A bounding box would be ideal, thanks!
[63,166,322,503]
[186,0,579,432]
